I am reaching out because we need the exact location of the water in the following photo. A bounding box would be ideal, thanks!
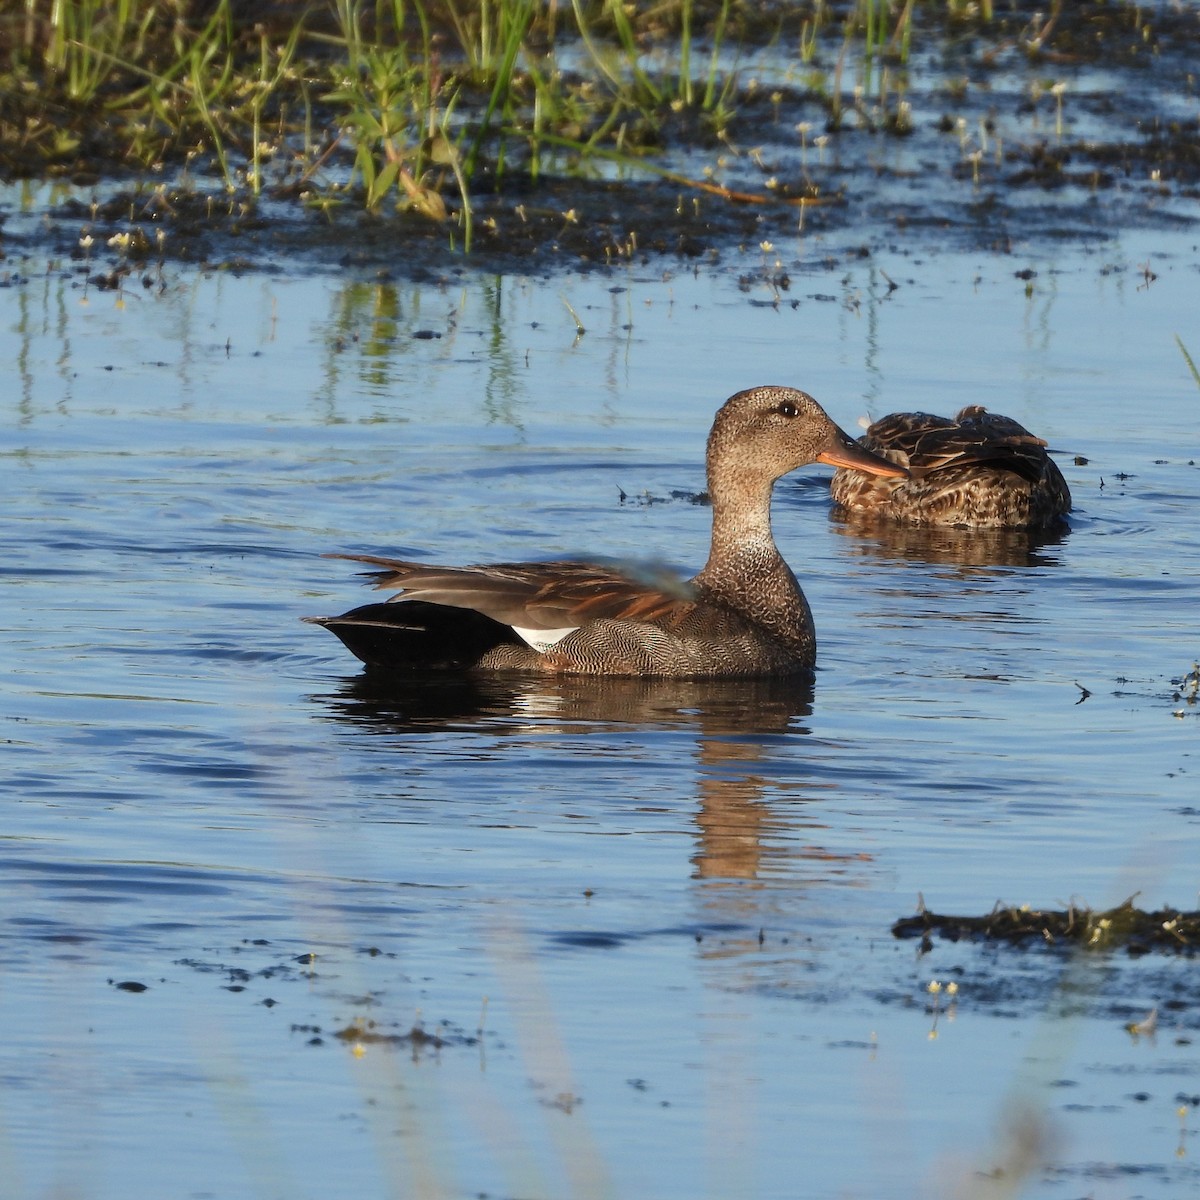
[3,217,1199,1198]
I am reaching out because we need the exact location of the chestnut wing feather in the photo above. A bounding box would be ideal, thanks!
[327,554,695,632]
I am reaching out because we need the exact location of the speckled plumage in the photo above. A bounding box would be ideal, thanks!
[829,405,1072,529]
[308,386,906,678]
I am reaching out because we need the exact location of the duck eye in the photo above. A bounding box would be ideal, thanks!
[776,402,799,418]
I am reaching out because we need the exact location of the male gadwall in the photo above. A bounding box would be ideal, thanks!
[308,385,906,677]
[829,405,1071,529]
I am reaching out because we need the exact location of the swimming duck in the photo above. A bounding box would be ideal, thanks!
[308,385,907,677]
[829,405,1071,529]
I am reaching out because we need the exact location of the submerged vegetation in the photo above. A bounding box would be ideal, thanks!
[2,1,1198,259]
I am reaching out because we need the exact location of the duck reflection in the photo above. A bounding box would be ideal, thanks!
[314,669,859,885]
[830,509,1070,569]
[318,669,811,731]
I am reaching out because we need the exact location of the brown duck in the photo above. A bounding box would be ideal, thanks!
[308,385,906,677]
[829,405,1072,529]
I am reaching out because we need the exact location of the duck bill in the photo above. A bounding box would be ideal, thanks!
[817,427,909,478]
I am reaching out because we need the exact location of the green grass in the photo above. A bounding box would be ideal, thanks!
[1,0,1118,251]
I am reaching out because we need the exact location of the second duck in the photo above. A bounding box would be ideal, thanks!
[829,405,1072,529]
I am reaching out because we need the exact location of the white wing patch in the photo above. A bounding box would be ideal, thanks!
[511,625,578,652]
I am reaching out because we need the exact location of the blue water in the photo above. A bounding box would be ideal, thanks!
[3,217,1199,1198]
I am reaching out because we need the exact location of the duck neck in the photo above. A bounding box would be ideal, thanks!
[699,475,777,577]
[694,479,814,653]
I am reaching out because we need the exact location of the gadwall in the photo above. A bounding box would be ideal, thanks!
[308,385,907,677]
[830,405,1071,529]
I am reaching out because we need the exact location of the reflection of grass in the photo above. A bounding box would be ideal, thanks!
[1176,335,1200,390]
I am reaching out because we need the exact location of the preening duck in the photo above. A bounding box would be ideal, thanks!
[829,405,1071,529]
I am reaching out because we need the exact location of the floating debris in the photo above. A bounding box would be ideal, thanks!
[893,896,1200,955]
[331,1018,478,1053]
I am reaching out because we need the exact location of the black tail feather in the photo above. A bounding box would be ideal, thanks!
[305,601,520,671]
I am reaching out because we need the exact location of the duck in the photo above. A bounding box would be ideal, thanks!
[829,405,1071,529]
[307,385,907,678]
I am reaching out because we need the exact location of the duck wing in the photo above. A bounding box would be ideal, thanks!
[864,408,1051,483]
[327,554,696,640]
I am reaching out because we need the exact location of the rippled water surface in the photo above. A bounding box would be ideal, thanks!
[3,216,1200,1199]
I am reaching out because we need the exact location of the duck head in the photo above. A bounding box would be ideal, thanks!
[706,385,909,495]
